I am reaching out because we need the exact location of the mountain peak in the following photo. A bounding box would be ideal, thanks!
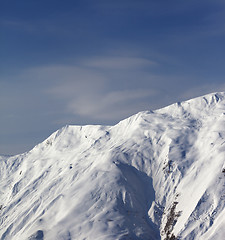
[1,93,225,239]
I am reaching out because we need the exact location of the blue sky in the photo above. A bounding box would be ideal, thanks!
[1,0,225,155]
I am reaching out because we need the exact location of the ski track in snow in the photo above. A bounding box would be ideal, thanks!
[1,92,225,240]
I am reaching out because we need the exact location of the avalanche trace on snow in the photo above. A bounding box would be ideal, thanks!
[1,92,225,240]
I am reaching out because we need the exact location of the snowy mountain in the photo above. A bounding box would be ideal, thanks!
[1,92,225,240]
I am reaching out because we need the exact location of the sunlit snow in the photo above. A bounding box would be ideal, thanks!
[1,92,225,240]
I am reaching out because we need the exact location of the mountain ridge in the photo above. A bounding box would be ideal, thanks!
[1,92,225,240]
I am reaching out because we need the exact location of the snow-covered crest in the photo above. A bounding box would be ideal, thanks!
[1,92,225,239]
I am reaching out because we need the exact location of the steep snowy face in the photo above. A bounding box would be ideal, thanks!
[1,92,225,240]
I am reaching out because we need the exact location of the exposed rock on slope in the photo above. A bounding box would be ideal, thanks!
[1,92,225,240]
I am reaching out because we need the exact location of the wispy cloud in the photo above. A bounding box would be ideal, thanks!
[66,88,157,120]
[82,56,156,70]
[14,55,225,124]
[43,58,158,120]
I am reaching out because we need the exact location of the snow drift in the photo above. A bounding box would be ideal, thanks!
[1,92,225,240]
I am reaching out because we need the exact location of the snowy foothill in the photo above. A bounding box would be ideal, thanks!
[1,92,225,239]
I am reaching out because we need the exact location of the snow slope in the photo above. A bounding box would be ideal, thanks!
[1,92,225,240]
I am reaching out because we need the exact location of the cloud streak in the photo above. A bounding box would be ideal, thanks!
[82,56,156,70]
[66,88,157,120]
[44,56,158,120]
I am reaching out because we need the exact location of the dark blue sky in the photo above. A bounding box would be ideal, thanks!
[1,0,225,155]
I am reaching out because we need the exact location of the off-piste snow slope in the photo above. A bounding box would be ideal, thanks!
[1,92,225,240]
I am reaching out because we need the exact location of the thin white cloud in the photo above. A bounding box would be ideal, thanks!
[43,64,158,120]
[4,60,225,127]
[67,88,157,120]
[30,56,158,120]
[82,56,156,70]
[40,65,107,97]
[26,60,158,121]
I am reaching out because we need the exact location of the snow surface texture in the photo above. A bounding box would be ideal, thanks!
[1,92,225,240]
